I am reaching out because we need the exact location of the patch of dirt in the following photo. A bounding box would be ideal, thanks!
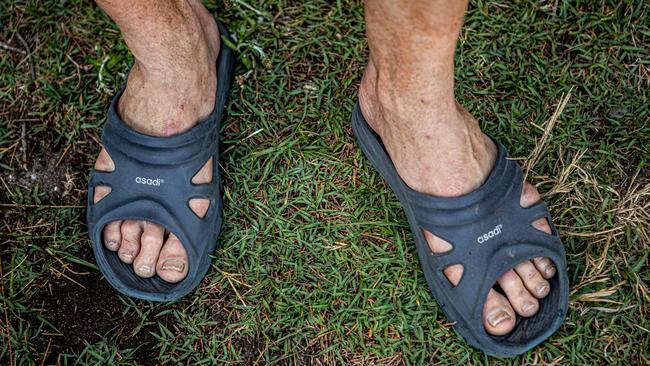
[0,140,89,205]
[29,247,176,365]
[201,274,264,364]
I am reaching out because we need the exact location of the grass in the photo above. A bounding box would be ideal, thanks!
[1,0,648,364]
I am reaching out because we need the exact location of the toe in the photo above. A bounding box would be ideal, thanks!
[118,220,142,264]
[156,233,188,283]
[103,220,122,251]
[497,269,540,317]
[132,222,164,278]
[514,260,550,299]
[533,257,556,279]
[483,288,516,335]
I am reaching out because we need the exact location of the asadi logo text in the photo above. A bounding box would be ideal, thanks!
[477,224,503,244]
[135,177,165,186]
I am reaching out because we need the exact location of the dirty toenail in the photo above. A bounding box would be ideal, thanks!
[120,251,133,261]
[522,302,537,314]
[545,265,556,276]
[161,259,185,273]
[536,283,550,296]
[106,240,119,250]
[138,265,153,275]
[487,310,512,327]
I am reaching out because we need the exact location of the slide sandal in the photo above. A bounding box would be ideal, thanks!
[351,103,569,357]
[87,22,235,302]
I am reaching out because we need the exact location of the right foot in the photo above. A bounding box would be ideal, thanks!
[92,0,220,283]
[359,61,558,336]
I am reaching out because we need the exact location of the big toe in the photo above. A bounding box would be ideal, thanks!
[483,289,517,336]
[156,233,188,283]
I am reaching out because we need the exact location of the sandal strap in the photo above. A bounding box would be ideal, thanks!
[414,145,564,310]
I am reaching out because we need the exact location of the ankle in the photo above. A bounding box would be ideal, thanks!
[117,11,220,137]
[359,60,457,133]
[117,63,213,136]
[358,62,497,197]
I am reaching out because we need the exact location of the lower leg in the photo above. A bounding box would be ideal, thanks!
[93,0,218,282]
[361,0,556,335]
[96,0,220,135]
[361,0,495,197]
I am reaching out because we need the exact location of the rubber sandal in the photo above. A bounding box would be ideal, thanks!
[351,103,569,357]
[87,22,235,302]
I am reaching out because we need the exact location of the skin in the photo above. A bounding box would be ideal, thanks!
[92,0,559,336]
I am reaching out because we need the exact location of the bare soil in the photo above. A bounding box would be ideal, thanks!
[28,246,175,364]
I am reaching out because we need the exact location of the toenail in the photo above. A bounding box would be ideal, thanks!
[106,240,119,250]
[536,283,550,296]
[545,265,556,276]
[522,302,537,314]
[161,259,185,273]
[487,310,511,328]
[120,251,133,261]
[138,264,153,275]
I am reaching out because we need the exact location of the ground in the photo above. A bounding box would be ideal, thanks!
[0,0,648,364]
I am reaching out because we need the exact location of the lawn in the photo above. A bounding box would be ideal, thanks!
[1,0,648,364]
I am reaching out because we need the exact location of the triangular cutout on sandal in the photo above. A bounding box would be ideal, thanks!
[189,158,213,218]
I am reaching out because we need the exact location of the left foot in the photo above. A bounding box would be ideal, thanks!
[359,60,558,336]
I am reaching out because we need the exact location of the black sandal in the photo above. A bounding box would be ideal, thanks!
[87,22,235,301]
[352,103,569,357]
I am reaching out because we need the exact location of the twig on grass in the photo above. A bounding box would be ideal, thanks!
[218,269,249,306]
[0,41,26,54]
[524,87,573,180]
[15,32,35,87]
